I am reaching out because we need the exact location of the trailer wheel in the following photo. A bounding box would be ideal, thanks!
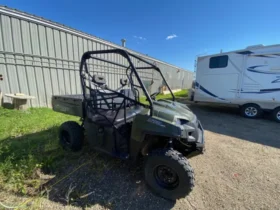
[241,104,262,119]
[59,121,84,151]
[272,107,280,123]
[144,149,194,200]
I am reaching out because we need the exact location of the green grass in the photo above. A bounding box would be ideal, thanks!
[0,108,78,194]
[140,89,188,104]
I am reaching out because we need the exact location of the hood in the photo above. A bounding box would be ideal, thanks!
[152,99,195,123]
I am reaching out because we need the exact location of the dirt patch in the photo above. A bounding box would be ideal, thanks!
[186,104,280,210]
[1,104,279,210]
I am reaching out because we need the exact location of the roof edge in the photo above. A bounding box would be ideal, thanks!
[198,44,280,58]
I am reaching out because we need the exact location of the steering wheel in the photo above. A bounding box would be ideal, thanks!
[150,91,160,100]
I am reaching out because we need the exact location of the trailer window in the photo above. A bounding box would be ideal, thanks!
[209,55,228,68]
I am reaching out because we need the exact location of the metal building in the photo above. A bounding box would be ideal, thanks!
[0,6,193,107]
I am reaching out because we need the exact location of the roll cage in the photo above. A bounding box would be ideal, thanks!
[79,49,175,125]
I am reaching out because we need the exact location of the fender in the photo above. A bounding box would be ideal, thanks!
[129,114,181,161]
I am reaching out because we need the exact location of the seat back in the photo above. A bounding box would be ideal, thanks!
[120,89,135,100]
[85,75,139,125]
[113,88,135,108]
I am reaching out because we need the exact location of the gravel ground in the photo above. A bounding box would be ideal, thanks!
[1,104,280,210]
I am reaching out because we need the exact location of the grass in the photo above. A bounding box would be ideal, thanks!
[140,89,188,104]
[157,89,188,99]
[0,108,78,194]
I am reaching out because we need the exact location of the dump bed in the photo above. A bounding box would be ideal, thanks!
[52,95,83,117]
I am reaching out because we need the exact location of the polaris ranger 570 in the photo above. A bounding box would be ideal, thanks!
[52,49,204,200]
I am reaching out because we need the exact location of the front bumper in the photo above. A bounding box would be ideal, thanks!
[180,116,205,157]
[196,120,205,153]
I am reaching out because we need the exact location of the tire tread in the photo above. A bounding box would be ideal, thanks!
[145,149,194,200]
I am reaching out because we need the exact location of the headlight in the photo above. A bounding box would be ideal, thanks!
[175,118,189,126]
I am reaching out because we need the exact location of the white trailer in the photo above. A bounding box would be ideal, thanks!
[191,44,280,122]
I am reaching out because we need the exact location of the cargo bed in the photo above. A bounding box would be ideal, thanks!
[52,95,84,117]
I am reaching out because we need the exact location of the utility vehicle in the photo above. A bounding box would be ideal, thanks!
[52,49,204,200]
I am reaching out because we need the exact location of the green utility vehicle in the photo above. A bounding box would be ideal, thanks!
[52,49,204,200]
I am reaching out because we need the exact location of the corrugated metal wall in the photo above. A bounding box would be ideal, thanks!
[0,7,193,107]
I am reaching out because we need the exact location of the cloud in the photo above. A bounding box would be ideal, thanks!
[166,34,178,40]
[133,35,146,40]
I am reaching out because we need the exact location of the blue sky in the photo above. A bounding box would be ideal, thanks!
[1,0,280,70]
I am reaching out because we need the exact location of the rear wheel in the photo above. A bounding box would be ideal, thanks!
[59,121,84,151]
[144,149,194,200]
[241,104,262,119]
[272,107,280,123]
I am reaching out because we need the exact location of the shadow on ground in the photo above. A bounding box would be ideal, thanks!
[44,153,175,210]
[185,102,280,149]
[0,128,175,209]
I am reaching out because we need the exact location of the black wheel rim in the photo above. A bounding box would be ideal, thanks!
[61,130,71,145]
[154,165,179,190]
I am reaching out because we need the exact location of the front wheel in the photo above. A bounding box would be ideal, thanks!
[144,149,194,200]
[272,107,280,123]
[241,104,262,119]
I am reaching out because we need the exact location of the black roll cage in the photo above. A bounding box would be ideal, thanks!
[79,49,175,121]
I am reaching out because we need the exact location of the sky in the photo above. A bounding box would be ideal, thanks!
[1,0,280,71]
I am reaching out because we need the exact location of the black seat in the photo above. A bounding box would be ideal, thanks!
[120,89,135,100]
[87,75,141,125]
[114,88,136,107]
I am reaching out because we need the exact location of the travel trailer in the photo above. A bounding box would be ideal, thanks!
[190,44,280,122]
